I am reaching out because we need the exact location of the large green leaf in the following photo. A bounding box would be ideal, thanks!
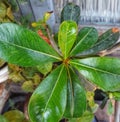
[0,23,61,66]
[64,68,86,118]
[61,3,80,24]
[70,27,98,55]
[28,65,67,122]
[70,57,120,91]
[58,21,77,59]
[78,28,119,56]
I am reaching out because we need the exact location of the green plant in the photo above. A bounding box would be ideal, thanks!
[0,3,120,122]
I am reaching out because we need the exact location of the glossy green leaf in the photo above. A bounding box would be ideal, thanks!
[78,28,119,56]
[97,29,114,42]
[0,115,9,122]
[28,65,67,122]
[58,21,77,59]
[61,3,80,24]
[0,23,61,67]
[70,27,98,55]
[70,57,120,91]
[3,110,25,122]
[64,68,86,118]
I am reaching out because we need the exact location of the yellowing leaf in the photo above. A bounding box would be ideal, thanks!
[22,80,34,92]
[3,110,25,122]
[37,62,52,76]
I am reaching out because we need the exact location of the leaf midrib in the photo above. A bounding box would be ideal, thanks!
[64,24,69,59]
[92,32,114,48]
[0,40,61,60]
[71,61,120,76]
[43,65,64,114]
[67,67,74,117]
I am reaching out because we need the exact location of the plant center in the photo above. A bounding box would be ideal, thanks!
[63,58,70,66]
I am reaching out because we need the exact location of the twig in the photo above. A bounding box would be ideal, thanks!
[46,27,62,56]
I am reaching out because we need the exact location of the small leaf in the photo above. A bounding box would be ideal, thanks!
[28,65,67,122]
[22,67,38,79]
[107,100,114,115]
[64,68,86,118]
[111,92,120,101]
[0,115,9,122]
[78,28,119,56]
[61,3,80,24]
[70,57,120,91]
[0,2,7,19]
[68,111,94,122]
[3,110,25,122]
[37,62,52,76]
[22,80,34,92]
[70,27,98,55]
[33,74,41,86]
[43,11,53,23]
[0,23,61,67]
[58,21,77,59]
[9,71,24,83]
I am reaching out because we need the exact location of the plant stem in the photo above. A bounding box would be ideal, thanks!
[46,27,61,55]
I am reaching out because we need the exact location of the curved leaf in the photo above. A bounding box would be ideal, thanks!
[28,65,67,122]
[70,27,98,55]
[0,23,61,66]
[64,68,86,118]
[3,110,25,122]
[37,62,52,76]
[78,28,119,56]
[61,3,80,24]
[70,57,120,91]
[58,21,77,59]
